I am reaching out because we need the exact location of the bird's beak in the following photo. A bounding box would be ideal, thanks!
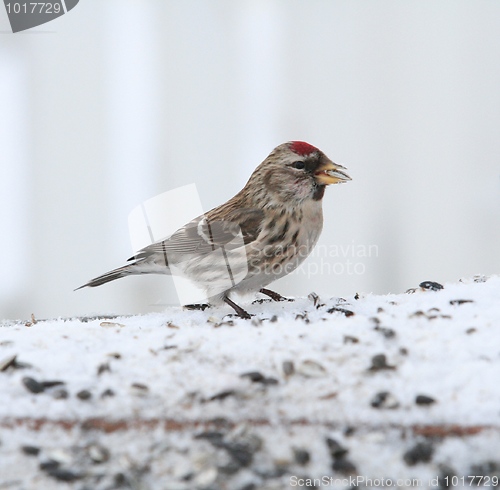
[314,161,351,185]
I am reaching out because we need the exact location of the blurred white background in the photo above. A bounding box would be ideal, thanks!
[1,0,499,320]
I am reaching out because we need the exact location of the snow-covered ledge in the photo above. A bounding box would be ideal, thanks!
[1,276,499,489]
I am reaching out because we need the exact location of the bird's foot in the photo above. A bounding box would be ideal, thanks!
[184,303,211,311]
[224,297,252,320]
[259,288,293,302]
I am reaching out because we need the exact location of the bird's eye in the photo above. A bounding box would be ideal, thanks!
[293,161,305,170]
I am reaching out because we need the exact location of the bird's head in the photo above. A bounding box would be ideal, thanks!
[250,141,351,203]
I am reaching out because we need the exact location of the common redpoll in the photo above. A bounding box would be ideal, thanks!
[78,141,351,318]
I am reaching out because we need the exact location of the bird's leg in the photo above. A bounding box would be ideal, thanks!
[224,297,252,319]
[259,288,288,302]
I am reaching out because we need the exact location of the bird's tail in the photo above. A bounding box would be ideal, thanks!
[75,264,139,290]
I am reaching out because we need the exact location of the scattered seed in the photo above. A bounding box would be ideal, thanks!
[52,388,69,399]
[195,431,225,445]
[107,352,122,359]
[371,391,399,409]
[326,438,348,459]
[22,377,44,394]
[100,321,126,328]
[101,388,115,398]
[217,320,235,327]
[240,371,278,385]
[354,293,359,300]
[327,307,354,317]
[0,354,17,372]
[162,344,177,350]
[308,292,323,308]
[410,310,425,318]
[332,457,357,474]
[297,360,327,378]
[25,313,38,327]
[21,445,40,456]
[270,315,278,323]
[473,275,488,283]
[374,326,396,339]
[78,315,122,323]
[208,390,236,402]
[88,444,110,464]
[76,390,92,400]
[193,467,218,487]
[369,354,396,372]
[220,441,254,467]
[403,442,434,466]
[185,303,210,310]
[113,473,128,486]
[415,395,436,405]
[319,392,337,400]
[343,335,359,344]
[46,468,83,482]
[344,426,356,437]
[282,360,295,376]
[97,363,111,375]
[41,380,65,389]
[40,460,60,472]
[466,327,477,334]
[419,281,444,291]
[11,359,32,369]
[450,299,474,305]
[241,371,265,382]
[293,448,310,465]
[399,347,409,356]
[130,383,149,397]
[46,451,72,467]
[252,298,272,304]
[167,322,180,329]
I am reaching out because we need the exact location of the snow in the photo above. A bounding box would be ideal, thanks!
[1,276,499,489]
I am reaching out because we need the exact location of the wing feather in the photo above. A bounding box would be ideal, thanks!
[130,208,264,263]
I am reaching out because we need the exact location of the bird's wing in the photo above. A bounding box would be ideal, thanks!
[130,208,264,263]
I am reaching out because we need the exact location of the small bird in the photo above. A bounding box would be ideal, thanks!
[78,141,351,318]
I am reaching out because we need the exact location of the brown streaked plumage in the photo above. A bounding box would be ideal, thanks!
[77,141,351,318]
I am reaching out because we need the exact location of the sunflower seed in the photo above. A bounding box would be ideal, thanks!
[22,377,44,394]
[297,360,327,378]
[403,442,434,466]
[419,281,444,291]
